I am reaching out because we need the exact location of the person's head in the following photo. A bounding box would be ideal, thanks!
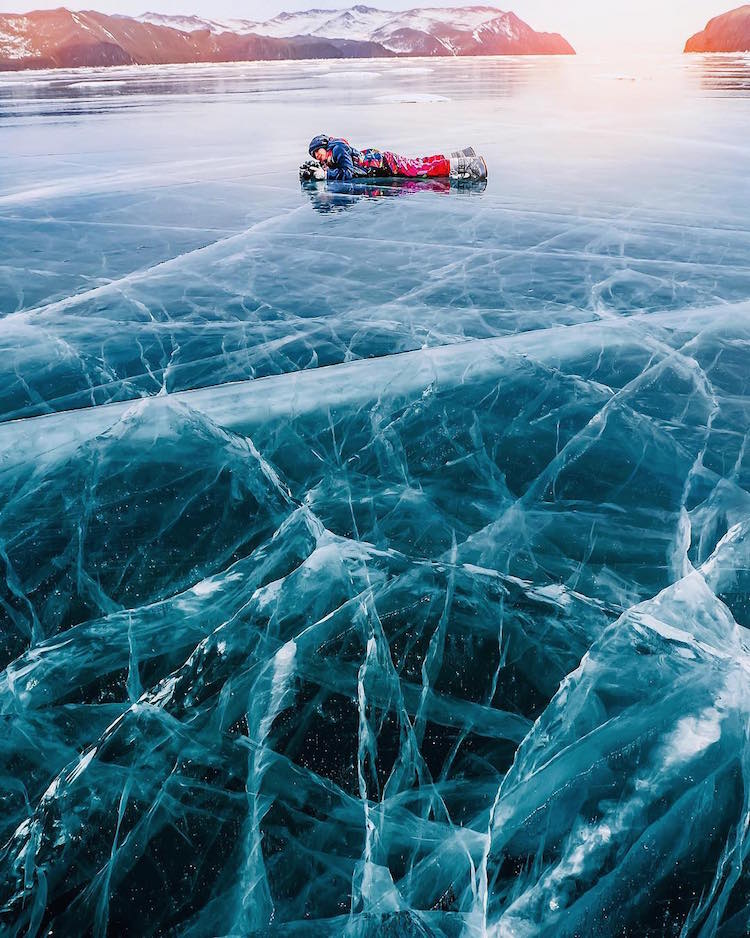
[308,134,330,164]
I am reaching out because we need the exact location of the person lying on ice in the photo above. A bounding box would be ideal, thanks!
[304,134,487,182]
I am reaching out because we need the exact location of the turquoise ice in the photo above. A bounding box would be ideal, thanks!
[0,54,749,937]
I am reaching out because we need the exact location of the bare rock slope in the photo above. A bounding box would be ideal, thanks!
[685,4,750,52]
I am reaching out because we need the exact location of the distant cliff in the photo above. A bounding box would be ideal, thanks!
[0,5,575,71]
[685,4,750,52]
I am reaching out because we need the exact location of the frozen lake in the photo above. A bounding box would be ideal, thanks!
[1,54,749,936]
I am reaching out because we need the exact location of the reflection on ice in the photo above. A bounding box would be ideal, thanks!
[301,176,487,213]
[694,53,750,94]
[1,54,749,937]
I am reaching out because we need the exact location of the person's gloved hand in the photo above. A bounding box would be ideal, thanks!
[299,160,326,182]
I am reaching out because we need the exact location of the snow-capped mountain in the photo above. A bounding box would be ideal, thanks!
[0,8,391,69]
[136,6,575,57]
[135,12,261,35]
[0,5,574,72]
[253,5,524,43]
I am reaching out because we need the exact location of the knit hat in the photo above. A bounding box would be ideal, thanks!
[308,134,330,157]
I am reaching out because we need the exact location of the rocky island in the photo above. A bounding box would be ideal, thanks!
[685,4,750,52]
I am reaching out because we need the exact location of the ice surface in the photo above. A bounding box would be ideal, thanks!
[1,54,749,936]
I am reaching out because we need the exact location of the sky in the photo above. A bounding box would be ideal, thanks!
[0,0,733,53]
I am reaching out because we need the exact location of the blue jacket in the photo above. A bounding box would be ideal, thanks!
[325,139,384,181]
[327,140,356,181]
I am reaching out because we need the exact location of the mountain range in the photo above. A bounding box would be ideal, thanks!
[0,5,575,71]
[137,5,573,56]
[684,4,750,52]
